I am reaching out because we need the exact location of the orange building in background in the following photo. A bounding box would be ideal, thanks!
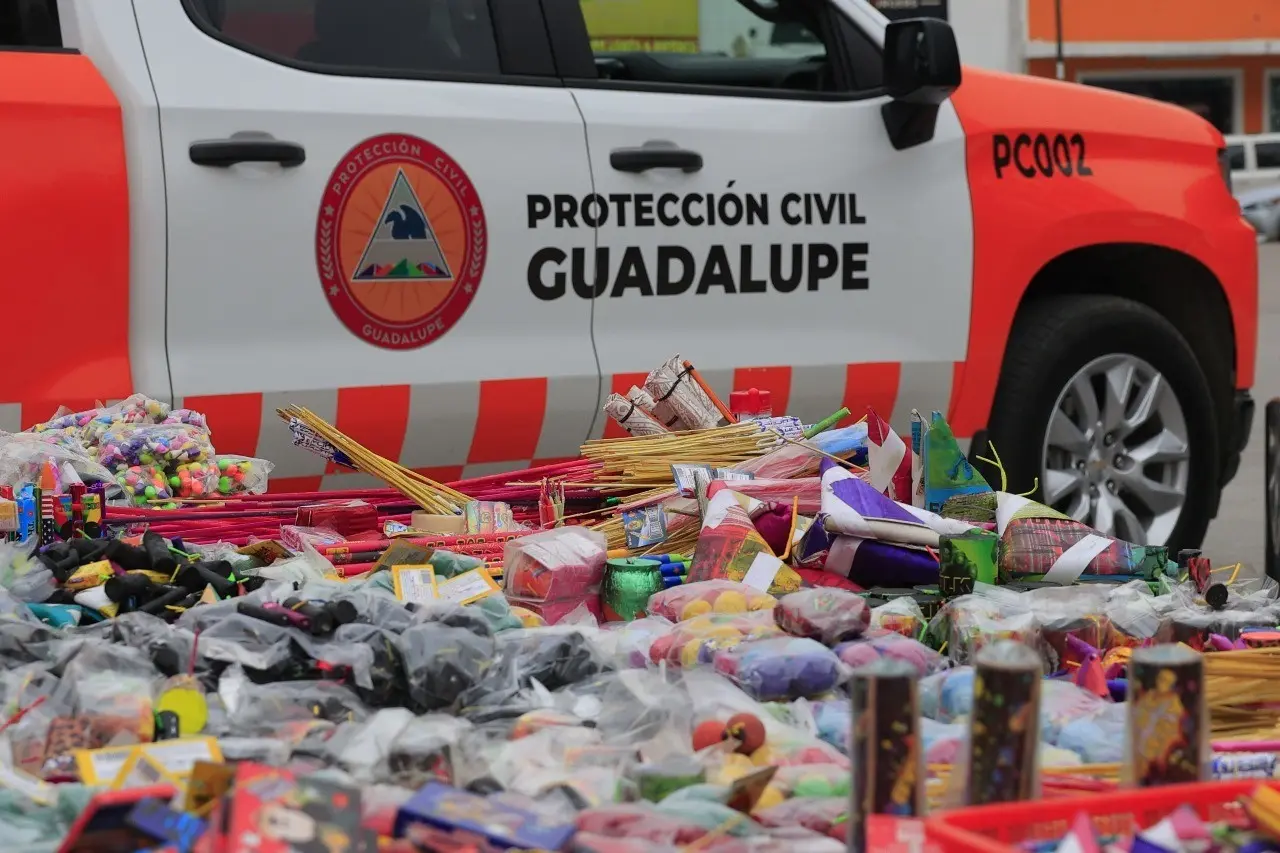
[1021,0,1280,134]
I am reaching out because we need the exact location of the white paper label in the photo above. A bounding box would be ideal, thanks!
[868,428,907,493]
[741,552,784,592]
[84,750,133,785]
[144,738,220,777]
[438,569,498,605]
[1042,534,1114,585]
[395,566,438,604]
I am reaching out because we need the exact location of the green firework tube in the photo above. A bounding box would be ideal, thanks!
[601,557,663,622]
[964,640,1043,805]
[849,659,923,853]
[1126,644,1207,787]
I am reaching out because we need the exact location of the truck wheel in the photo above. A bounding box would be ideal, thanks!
[983,295,1220,550]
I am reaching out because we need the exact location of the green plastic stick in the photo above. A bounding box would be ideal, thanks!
[803,407,851,439]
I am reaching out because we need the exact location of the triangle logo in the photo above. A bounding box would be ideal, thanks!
[351,169,454,282]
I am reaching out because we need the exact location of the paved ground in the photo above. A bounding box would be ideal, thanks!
[1200,243,1280,569]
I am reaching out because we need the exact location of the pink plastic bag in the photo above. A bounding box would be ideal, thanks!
[503,526,607,602]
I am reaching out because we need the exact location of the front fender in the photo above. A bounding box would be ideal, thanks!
[946,68,1256,436]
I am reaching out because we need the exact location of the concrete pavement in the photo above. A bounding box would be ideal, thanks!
[1201,243,1280,569]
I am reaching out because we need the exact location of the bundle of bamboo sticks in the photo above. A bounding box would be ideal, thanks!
[1206,647,1280,739]
[276,405,470,514]
[579,423,781,491]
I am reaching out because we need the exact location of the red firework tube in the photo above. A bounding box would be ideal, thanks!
[239,488,400,503]
[319,532,520,557]
[330,562,377,578]
[326,541,507,565]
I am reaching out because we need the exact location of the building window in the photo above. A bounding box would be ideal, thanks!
[1268,71,1280,132]
[1079,73,1239,135]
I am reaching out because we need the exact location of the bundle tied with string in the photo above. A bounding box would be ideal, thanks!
[276,406,470,515]
[645,355,722,431]
[603,387,667,437]
[579,423,781,491]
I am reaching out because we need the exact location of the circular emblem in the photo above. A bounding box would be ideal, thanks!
[316,133,487,350]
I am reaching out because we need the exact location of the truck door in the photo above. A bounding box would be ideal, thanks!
[131,0,599,486]
[550,0,973,430]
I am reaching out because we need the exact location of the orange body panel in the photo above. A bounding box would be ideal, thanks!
[948,68,1259,438]
[1,52,131,424]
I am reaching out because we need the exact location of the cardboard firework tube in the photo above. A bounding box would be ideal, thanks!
[964,640,1043,806]
[849,659,923,853]
[1126,644,1208,787]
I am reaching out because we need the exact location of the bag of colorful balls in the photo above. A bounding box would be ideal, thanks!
[646,580,776,622]
[832,631,947,677]
[169,455,274,499]
[712,637,844,701]
[648,611,781,668]
[97,423,212,473]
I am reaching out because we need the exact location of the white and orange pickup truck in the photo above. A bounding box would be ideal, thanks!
[1,0,1257,551]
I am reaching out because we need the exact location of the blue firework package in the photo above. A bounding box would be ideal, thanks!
[712,637,843,701]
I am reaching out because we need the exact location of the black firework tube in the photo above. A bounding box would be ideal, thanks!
[282,597,336,635]
[175,560,239,598]
[964,640,1043,806]
[1126,644,1207,787]
[105,539,151,572]
[138,586,188,616]
[104,573,153,604]
[142,531,177,574]
[261,601,313,632]
[236,601,296,629]
[849,659,922,853]
[327,599,359,626]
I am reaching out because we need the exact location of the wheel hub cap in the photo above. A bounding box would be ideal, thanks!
[1040,354,1190,546]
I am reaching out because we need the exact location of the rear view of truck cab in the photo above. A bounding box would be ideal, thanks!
[0,0,1258,553]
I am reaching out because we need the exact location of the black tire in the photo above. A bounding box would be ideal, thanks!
[982,295,1220,551]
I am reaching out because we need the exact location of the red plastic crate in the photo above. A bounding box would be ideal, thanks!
[925,780,1277,853]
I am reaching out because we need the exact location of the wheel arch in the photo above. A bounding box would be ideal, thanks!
[1019,243,1236,400]
[990,242,1236,516]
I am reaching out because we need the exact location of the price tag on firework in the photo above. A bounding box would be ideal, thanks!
[392,564,439,605]
[437,568,501,606]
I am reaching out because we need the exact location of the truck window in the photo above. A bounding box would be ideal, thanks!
[575,0,881,96]
[183,0,500,77]
[0,0,61,48]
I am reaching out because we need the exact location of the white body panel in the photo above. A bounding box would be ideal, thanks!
[128,0,598,444]
[572,88,974,423]
[59,0,172,402]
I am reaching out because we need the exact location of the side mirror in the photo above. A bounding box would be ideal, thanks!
[880,18,962,151]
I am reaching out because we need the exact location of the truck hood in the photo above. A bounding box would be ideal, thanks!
[953,66,1225,150]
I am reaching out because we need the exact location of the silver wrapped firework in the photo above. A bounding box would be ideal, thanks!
[849,659,923,853]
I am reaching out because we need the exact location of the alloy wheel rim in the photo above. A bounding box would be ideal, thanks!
[1040,354,1190,546]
